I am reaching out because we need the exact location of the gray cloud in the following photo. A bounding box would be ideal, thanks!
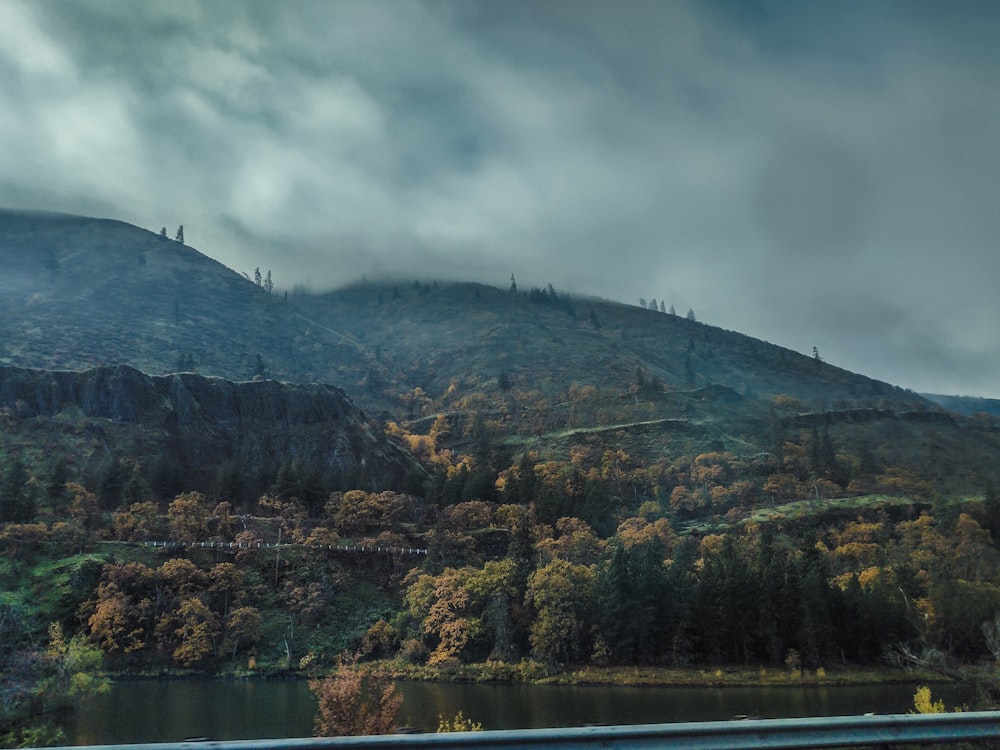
[1,0,999,396]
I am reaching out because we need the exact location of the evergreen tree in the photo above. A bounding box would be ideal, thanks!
[695,534,757,663]
[159,227,168,239]
[175,225,184,243]
[505,504,537,650]
[97,458,128,508]
[503,453,536,505]
[46,458,69,512]
[792,539,837,668]
[984,481,1000,541]
[595,540,668,663]
[149,453,184,500]
[0,457,34,523]
[264,270,273,293]
[213,459,244,504]
[121,466,151,507]
[509,274,517,293]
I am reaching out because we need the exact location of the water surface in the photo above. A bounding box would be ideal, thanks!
[66,678,975,745]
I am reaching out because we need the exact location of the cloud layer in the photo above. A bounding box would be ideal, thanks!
[2,0,999,396]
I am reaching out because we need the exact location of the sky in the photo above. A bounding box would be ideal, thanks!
[1,1,999,397]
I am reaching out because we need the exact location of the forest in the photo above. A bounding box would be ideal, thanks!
[4,399,1000,684]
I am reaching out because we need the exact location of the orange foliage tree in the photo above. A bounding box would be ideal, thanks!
[310,662,402,737]
[167,492,209,543]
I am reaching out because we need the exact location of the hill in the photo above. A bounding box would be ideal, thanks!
[0,210,929,414]
[7,209,1000,702]
[1,210,933,418]
[297,279,921,413]
[4,209,998,499]
[0,209,367,385]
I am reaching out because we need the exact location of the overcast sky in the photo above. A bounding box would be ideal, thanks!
[2,1,999,397]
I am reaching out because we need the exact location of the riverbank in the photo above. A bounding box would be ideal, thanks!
[106,656,967,692]
[354,659,954,689]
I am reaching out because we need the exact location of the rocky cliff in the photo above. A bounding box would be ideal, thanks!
[0,365,425,499]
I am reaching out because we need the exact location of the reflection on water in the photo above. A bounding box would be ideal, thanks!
[68,680,317,745]
[66,678,975,745]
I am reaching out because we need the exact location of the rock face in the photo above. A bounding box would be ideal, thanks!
[0,364,424,494]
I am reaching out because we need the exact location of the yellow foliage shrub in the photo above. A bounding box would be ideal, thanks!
[912,686,945,714]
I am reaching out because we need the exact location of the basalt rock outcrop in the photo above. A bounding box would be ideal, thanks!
[0,364,425,495]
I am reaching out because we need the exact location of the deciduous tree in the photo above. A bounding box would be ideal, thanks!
[168,597,221,667]
[526,559,594,667]
[167,492,209,543]
[311,662,401,737]
[224,606,262,660]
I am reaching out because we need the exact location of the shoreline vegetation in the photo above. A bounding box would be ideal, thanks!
[364,662,961,689]
[115,661,957,689]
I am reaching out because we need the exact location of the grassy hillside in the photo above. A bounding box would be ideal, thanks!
[0,209,367,384]
[293,279,926,418]
[2,210,929,419]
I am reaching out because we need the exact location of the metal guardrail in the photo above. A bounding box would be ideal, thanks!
[49,711,1000,750]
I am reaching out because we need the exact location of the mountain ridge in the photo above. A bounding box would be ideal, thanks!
[1,208,934,415]
[6,208,996,501]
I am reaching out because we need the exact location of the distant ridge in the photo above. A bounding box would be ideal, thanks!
[923,393,1000,418]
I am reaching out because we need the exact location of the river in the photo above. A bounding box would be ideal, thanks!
[66,678,975,745]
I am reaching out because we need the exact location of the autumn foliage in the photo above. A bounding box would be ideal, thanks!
[310,662,402,737]
[6,366,1000,690]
